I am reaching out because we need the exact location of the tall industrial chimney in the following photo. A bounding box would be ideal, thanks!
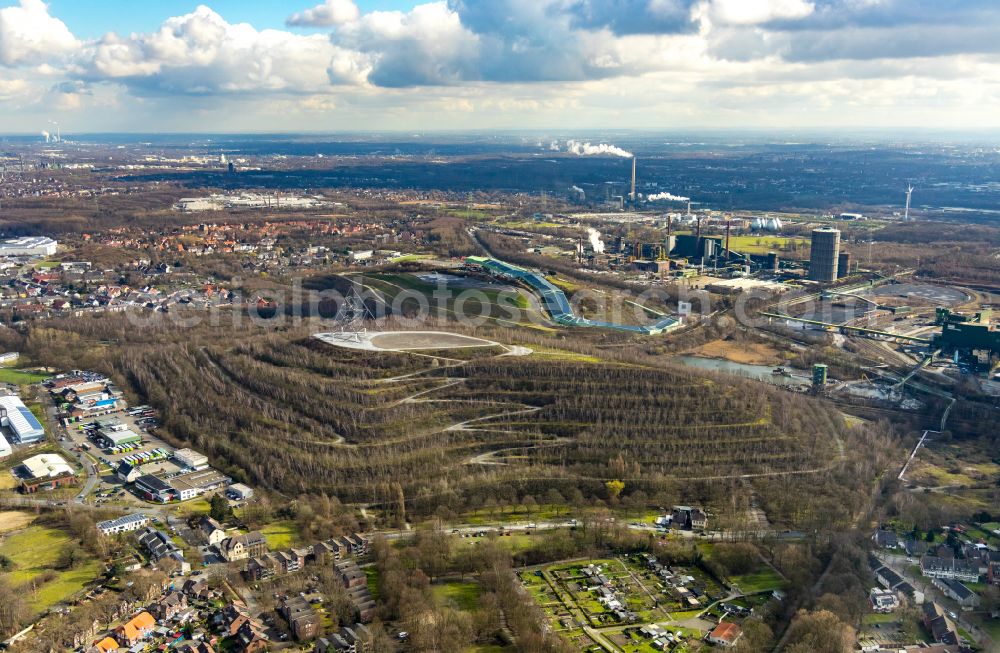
[630,156,636,205]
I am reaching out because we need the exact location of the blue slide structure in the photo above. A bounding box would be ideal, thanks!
[465,256,681,335]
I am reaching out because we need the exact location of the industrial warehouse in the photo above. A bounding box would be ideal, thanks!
[0,394,45,444]
[134,468,232,503]
[17,453,77,493]
[0,235,58,258]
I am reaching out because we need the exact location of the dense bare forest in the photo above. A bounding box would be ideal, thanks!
[11,311,899,530]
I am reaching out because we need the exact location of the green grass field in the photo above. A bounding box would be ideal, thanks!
[260,520,298,548]
[389,254,434,263]
[0,368,48,384]
[433,580,481,611]
[725,235,808,255]
[364,565,380,602]
[863,612,900,625]
[729,567,785,593]
[0,524,102,613]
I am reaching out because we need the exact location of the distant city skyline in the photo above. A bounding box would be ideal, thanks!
[1,0,999,133]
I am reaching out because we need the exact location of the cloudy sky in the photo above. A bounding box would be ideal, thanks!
[1,0,999,133]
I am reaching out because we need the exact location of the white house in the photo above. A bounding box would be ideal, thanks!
[97,514,150,536]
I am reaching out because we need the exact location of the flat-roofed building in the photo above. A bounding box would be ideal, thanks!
[0,395,45,443]
[226,483,254,500]
[135,474,174,502]
[97,513,150,536]
[173,448,209,471]
[19,453,77,493]
[21,453,73,478]
[0,432,10,458]
[99,427,141,448]
[0,236,58,257]
[169,468,231,501]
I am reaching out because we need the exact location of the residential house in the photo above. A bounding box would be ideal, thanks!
[234,618,268,653]
[280,596,321,641]
[183,577,211,601]
[873,529,900,549]
[218,531,267,562]
[199,516,227,546]
[875,566,905,590]
[245,555,277,581]
[315,634,353,652]
[343,623,372,652]
[116,611,156,647]
[988,553,1000,586]
[151,590,188,621]
[670,506,708,531]
[920,555,980,583]
[707,622,742,647]
[215,602,253,638]
[97,513,149,536]
[337,560,368,590]
[92,636,119,653]
[905,538,929,557]
[922,602,960,646]
[177,643,216,653]
[933,578,980,608]
[137,527,183,563]
[870,588,900,612]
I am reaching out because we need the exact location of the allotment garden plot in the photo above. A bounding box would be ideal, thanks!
[521,555,731,652]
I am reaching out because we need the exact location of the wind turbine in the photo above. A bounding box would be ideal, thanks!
[904,184,914,222]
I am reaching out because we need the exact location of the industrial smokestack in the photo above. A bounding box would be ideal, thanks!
[630,156,636,205]
[725,219,731,260]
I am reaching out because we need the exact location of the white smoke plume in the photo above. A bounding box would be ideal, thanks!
[549,140,561,151]
[587,227,605,254]
[570,185,584,194]
[647,191,690,202]
[41,130,50,142]
[566,140,632,158]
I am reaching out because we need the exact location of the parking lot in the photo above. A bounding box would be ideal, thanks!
[63,408,184,481]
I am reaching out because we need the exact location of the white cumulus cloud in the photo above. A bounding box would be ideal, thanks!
[0,0,79,66]
[81,5,370,94]
[286,0,360,27]
[697,0,815,26]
